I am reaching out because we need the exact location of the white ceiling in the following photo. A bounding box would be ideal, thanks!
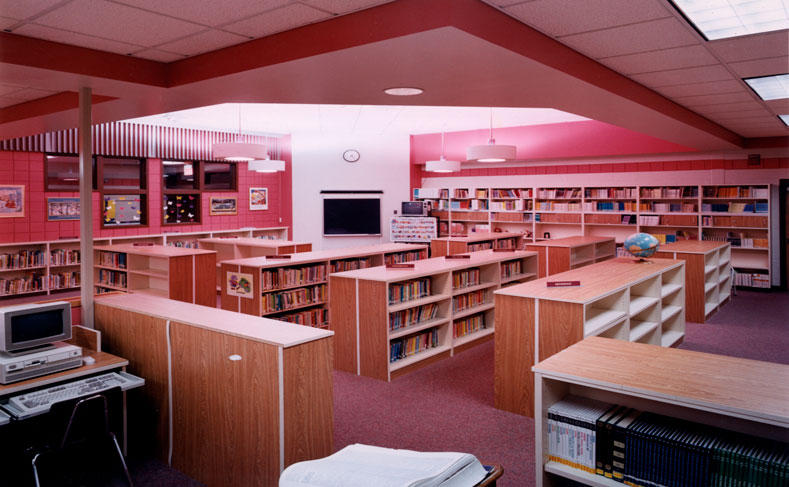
[125,104,590,136]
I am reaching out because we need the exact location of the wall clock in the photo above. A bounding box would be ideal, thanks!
[343,149,360,163]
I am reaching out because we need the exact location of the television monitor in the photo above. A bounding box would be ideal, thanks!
[401,201,428,217]
[0,301,72,354]
[323,197,381,236]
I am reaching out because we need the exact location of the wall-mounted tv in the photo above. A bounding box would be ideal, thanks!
[322,192,382,236]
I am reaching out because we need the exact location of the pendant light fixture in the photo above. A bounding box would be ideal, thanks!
[425,132,461,173]
[212,104,268,161]
[249,157,285,173]
[466,108,516,163]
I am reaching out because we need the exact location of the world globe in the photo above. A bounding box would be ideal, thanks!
[624,233,660,260]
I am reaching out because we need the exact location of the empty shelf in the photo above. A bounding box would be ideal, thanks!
[661,330,684,347]
[629,296,659,316]
[630,320,659,342]
[661,305,682,323]
[585,309,627,336]
[660,283,682,298]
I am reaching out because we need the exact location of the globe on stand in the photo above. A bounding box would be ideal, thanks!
[623,233,660,263]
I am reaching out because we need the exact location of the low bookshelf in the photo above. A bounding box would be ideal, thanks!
[532,337,788,487]
[94,244,216,307]
[430,232,525,258]
[525,236,615,277]
[330,249,539,381]
[494,257,685,417]
[219,243,429,328]
[654,240,731,323]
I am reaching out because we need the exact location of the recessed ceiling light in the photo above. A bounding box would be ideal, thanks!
[744,74,789,101]
[671,0,789,40]
[384,87,424,96]
[779,115,789,126]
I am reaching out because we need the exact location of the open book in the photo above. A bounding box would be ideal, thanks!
[279,444,488,487]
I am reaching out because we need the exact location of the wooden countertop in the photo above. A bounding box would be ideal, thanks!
[331,249,538,283]
[656,240,729,254]
[494,257,682,303]
[222,243,428,268]
[198,237,311,248]
[95,294,333,348]
[432,232,524,242]
[524,236,614,248]
[533,337,789,427]
[93,243,216,256]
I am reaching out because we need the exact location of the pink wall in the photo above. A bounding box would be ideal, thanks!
[0,149,290,243]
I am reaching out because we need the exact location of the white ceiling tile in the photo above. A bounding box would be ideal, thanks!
[729,57,789,79]
[3,87,58,100]
[654,80,745,97]
[35,0,205,47]
[109,0,291,27]
[599,45,718,74]
[15,23,143,54]
[302,0,393,15]
[0,0,65,20]
[223,3,329,38]
[559,18,700,58]
[672,91,755,107]
[706,109,773,120]
[708,30,789,63]
[630,65,733,87]
[692,100,767,114]
[156,29,250,56]
[504,0,670,37]
[133,49,186,62]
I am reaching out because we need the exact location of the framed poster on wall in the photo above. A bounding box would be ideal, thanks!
[47,197,80,221]
[249,187,268,210]
[0,185,24,218]
[210,196,237,215]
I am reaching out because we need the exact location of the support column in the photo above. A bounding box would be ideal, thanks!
[79,87,94,328]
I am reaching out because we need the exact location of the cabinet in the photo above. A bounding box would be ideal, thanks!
[654,241,731,323]
[525,236,615,277]
[219,244,429,328]
[94,244,216,307]
[532,337,788,487]
[494,257,685,417]
[330,249,538,381]
[430,232,525,257]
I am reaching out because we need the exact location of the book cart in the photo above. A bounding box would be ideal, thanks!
[532,337,788,487]
[329,249,539,381]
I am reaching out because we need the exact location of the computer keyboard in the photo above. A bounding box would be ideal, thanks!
[5,372,143,419]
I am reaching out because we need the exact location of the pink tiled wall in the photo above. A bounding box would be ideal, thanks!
[0,151,289,243]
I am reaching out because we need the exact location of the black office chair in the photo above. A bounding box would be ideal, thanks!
[29,387,133,487]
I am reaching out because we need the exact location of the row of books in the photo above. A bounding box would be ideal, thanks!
[467,242,493,252]
[474,189,488,199]
[97,251,127,269]
[453,268,480,290]
[167,240,200,248]
[701,215,768,228]
[414,188,448,199]
[496,238,519,249]
[538,189,582,199]
[97,269,127,288]
[277,308,329,328]
[384,250,424,266]
[638,215,698,226]
[0,274,45,295]
[547,395,789,486]
[424,199,450,210]
[49,249,81,266]
[261,284,327,314]
[702,202,768,213]
[260,264,327,291]
[389,303,439,331]
[640,187,698,198]
[331,257,372,273]
[583,202,638,212]
[0,250,46,270]
[501,260,522,279]
[585,214,636,225]
[453,313,484,338]
[702,186,769,198]
[491,189,531,198]
[48,271,80,290]
[702,234,768,249]
[490,200,526,211]
[453,189,469,198]
[640,203,696,213]
[389,327,439,363]
[536,213,582,224]
[586,188,638,199]
[733,272,770,288]
[538,202,582,212]
[450,200,488,210]
[453,289,487,312]
[492,212,532,223]
[389,278,431,304]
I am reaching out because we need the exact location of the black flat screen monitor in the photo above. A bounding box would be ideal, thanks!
[323,198,381,236]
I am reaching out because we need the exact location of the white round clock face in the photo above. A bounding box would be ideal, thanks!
[343,149,360,163]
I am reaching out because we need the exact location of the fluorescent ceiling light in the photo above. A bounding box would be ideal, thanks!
[779,114,789,126]
[162,160,186,165]
[426,157,461,173]
[213,142,268,161]
[744,74,789,100]
[249,159,285,173]
[383,87,423,96]
[466,109,517,162]
[671,0,789,40]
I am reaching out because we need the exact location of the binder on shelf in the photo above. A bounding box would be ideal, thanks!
[595,405,625,476]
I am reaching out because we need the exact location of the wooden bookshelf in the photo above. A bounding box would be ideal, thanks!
[654,240,731,323]
[219,243,429,328]
[532,337,788,487]
[494,257,685,417]
[94,293,333,487]
[525,236,615,277]
[415,185,774,288]
[94,244,216,307]
[330,249,539,381]
[430,232,525,257]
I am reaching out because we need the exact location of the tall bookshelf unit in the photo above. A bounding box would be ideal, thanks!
[219,244,429,328]
[94,244,216,307]
[494,257,686,418]
[532,337,788,487]
[414,185,773,288]
[329,249,539,381]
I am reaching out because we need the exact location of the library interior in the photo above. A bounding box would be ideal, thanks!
[0,0,787,486]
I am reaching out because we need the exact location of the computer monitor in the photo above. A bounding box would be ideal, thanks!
[0,301,72,355]
[401,201,428,217]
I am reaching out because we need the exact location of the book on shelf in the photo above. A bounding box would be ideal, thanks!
[390,327,439,362]
[279,443,488,487]
[389,303,439,331]
[389,278,431,304]
[453,313,485,338]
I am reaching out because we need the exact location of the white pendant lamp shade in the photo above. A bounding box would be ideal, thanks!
[213,142,268,161]
[466,109,517,162]
[426,157,461,173]
[249,159,285,173]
